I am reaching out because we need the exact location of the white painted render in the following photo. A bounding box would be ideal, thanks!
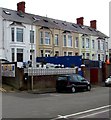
[0,13,36,63]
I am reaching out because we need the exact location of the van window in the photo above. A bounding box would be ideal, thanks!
[72,75,78,81]
[58,76,67,81]
[77,75,84,81]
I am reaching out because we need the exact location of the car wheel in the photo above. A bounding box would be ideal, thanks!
[87,85,91,91]
[71,87,76,93]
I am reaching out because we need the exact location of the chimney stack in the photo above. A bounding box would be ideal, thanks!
[76,17,84,25]
[17,1,25,13]
[90,20,97,29]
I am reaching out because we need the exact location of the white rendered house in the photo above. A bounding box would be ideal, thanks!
[0,2,36,63]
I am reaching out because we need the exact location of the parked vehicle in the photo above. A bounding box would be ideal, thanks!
[105,76,111,87]
[56,74,91,93]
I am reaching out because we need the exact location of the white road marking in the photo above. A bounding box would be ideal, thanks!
[51,105,111,120]
[79,109,110,118]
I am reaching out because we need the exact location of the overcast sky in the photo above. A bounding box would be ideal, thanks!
[0,0,110,36]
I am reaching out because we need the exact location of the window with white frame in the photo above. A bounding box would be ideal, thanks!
[101,41,104,50]
[17,48,23,62]
[30,30,34,43]
[45,32,50,45]
[11,48,15,62]
[92,54,95,60]
[68,52,72,56]
[105,42,108,50]
[11,28,14,42]
[45,50,50,57]
[64,52,67,56]
[98,40,100,50]
[92,40,95,49]
[16,28,23,42]
[86,53,90,59]
[54,34,59,46]
[82,53,85,59]
[98,54,100,61]
[40,50,44,57]
[75,37,79,48]
[55,51,59,56]
[68,35,72,47]
[40,31,43,44]
[82,38,85,48]
[86,38,90,48]
[63,35,67,46]
[75,52,78,56]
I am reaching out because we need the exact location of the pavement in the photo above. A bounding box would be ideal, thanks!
[0,84,18,93]
[0,82,106,93]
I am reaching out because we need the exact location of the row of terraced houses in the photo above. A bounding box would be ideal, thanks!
[0,1,110,64]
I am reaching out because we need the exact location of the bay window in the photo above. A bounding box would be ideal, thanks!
[63,35,67,46]
[16,28,23,42]
[82,38,85,48]
[40,31,43,44]
[30,30,34,43]
[68,35,72,47]
[11,28,14,42]
[55,34,59,46]
[45,32,50,45]
[86,38,90,48]
[75,37,79,48]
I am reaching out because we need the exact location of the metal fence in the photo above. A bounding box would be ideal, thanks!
[24,68,76,76]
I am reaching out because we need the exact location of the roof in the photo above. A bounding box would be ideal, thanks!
[0,7,108,38]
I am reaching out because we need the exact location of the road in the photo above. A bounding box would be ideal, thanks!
[1,86,111,119]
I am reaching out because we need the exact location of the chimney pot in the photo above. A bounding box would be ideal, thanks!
[90,20,97,29]
[17,1,25,13]
[76,17,84,25]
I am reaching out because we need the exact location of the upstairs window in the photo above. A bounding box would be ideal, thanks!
[45,32,50,45]
[11,28,15,42]
[30,30,34,43]
[98,40,100,50]
[63,35,67,47]
[40,31,43,44]
[16,28,23,42]
[75,37,79,48]
[105,42,108,50]
[82,38,85,48]
[68,35,72,47]
[86,38,90,48]
[54,34,59,46]
[92,40,95,49]
[101,41,104,50]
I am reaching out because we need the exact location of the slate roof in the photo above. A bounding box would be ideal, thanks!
[0,7,108,38]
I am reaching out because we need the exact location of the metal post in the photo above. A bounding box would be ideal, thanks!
[31,23,34,91]
[31,75,33,91]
